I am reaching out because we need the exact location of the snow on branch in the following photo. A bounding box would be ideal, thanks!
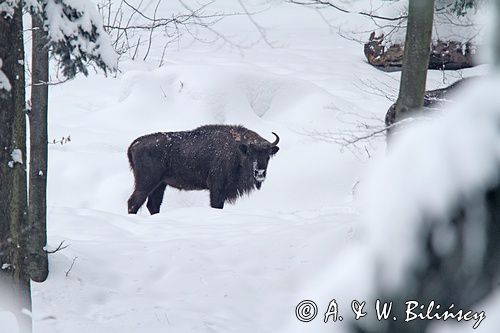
[24,0,42,13]
[0,0,20,18]
[43,0,118,78]
[0,58,11,92]
[8,148,23,168]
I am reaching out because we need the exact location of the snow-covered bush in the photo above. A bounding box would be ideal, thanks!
[350,75,500,332]
[39,0,117,77]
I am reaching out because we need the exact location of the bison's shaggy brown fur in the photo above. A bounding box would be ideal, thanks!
[127,125,279,214]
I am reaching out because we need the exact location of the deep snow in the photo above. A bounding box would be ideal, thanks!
[1,0,490,332]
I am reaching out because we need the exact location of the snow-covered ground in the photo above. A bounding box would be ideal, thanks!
[20,0,495,332]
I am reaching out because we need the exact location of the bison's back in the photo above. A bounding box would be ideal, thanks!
[128,129,243,191]
[195,124,268,145]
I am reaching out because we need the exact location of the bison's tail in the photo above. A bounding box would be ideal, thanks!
[127,141,136,171]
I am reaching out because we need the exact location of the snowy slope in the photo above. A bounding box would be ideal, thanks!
[24,0,489,332]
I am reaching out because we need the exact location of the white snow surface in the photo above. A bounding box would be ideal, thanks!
[0,58,11,92]
[23,1,496,332]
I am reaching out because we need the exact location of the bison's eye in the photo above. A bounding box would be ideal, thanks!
[239,144,249,155]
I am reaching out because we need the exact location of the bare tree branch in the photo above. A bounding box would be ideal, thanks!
[237,0,277,48]
[31,77,72,86]
[65,257,77,277]
[289,0,408,21]
[45,241,69,254]
[98,0,274,63]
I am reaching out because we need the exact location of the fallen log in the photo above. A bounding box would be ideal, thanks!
[385,77,475,128]
[365,32,475,72]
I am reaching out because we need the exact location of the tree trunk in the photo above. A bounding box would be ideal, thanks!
[495,0,500,67]
[0,4,32,333]
[28,13,49,283]
[394,0,435,122]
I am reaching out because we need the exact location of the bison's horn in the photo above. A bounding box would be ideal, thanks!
[271,132,280,146]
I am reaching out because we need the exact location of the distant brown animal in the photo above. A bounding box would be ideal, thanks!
[127,125,280,214]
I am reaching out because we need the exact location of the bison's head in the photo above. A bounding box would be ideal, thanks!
[239,132,279,185]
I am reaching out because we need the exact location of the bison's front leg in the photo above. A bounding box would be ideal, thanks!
[208,169,231,209]
[208,177,226,209]
[209,189,225,209]
[146,183,167,215]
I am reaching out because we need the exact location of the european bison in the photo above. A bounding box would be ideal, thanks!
[127,125,280,214]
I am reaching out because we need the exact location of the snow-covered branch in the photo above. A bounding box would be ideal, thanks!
[0,0,20,18]
[42,0,118,78]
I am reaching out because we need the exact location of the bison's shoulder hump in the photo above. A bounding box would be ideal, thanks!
[194,124,269,144]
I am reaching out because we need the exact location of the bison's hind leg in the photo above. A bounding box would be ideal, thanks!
[128,190,149,214]
[146,183,167,215]
[128,174,163,214]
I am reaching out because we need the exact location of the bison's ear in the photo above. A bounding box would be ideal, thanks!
[239,144,249,155]
[270,146,279,155]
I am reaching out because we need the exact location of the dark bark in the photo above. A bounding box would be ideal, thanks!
[428,40,474,70]
[394,0,435,122]
[28,13,49,283]
[0,5,32,333]
[385,77,476,128]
